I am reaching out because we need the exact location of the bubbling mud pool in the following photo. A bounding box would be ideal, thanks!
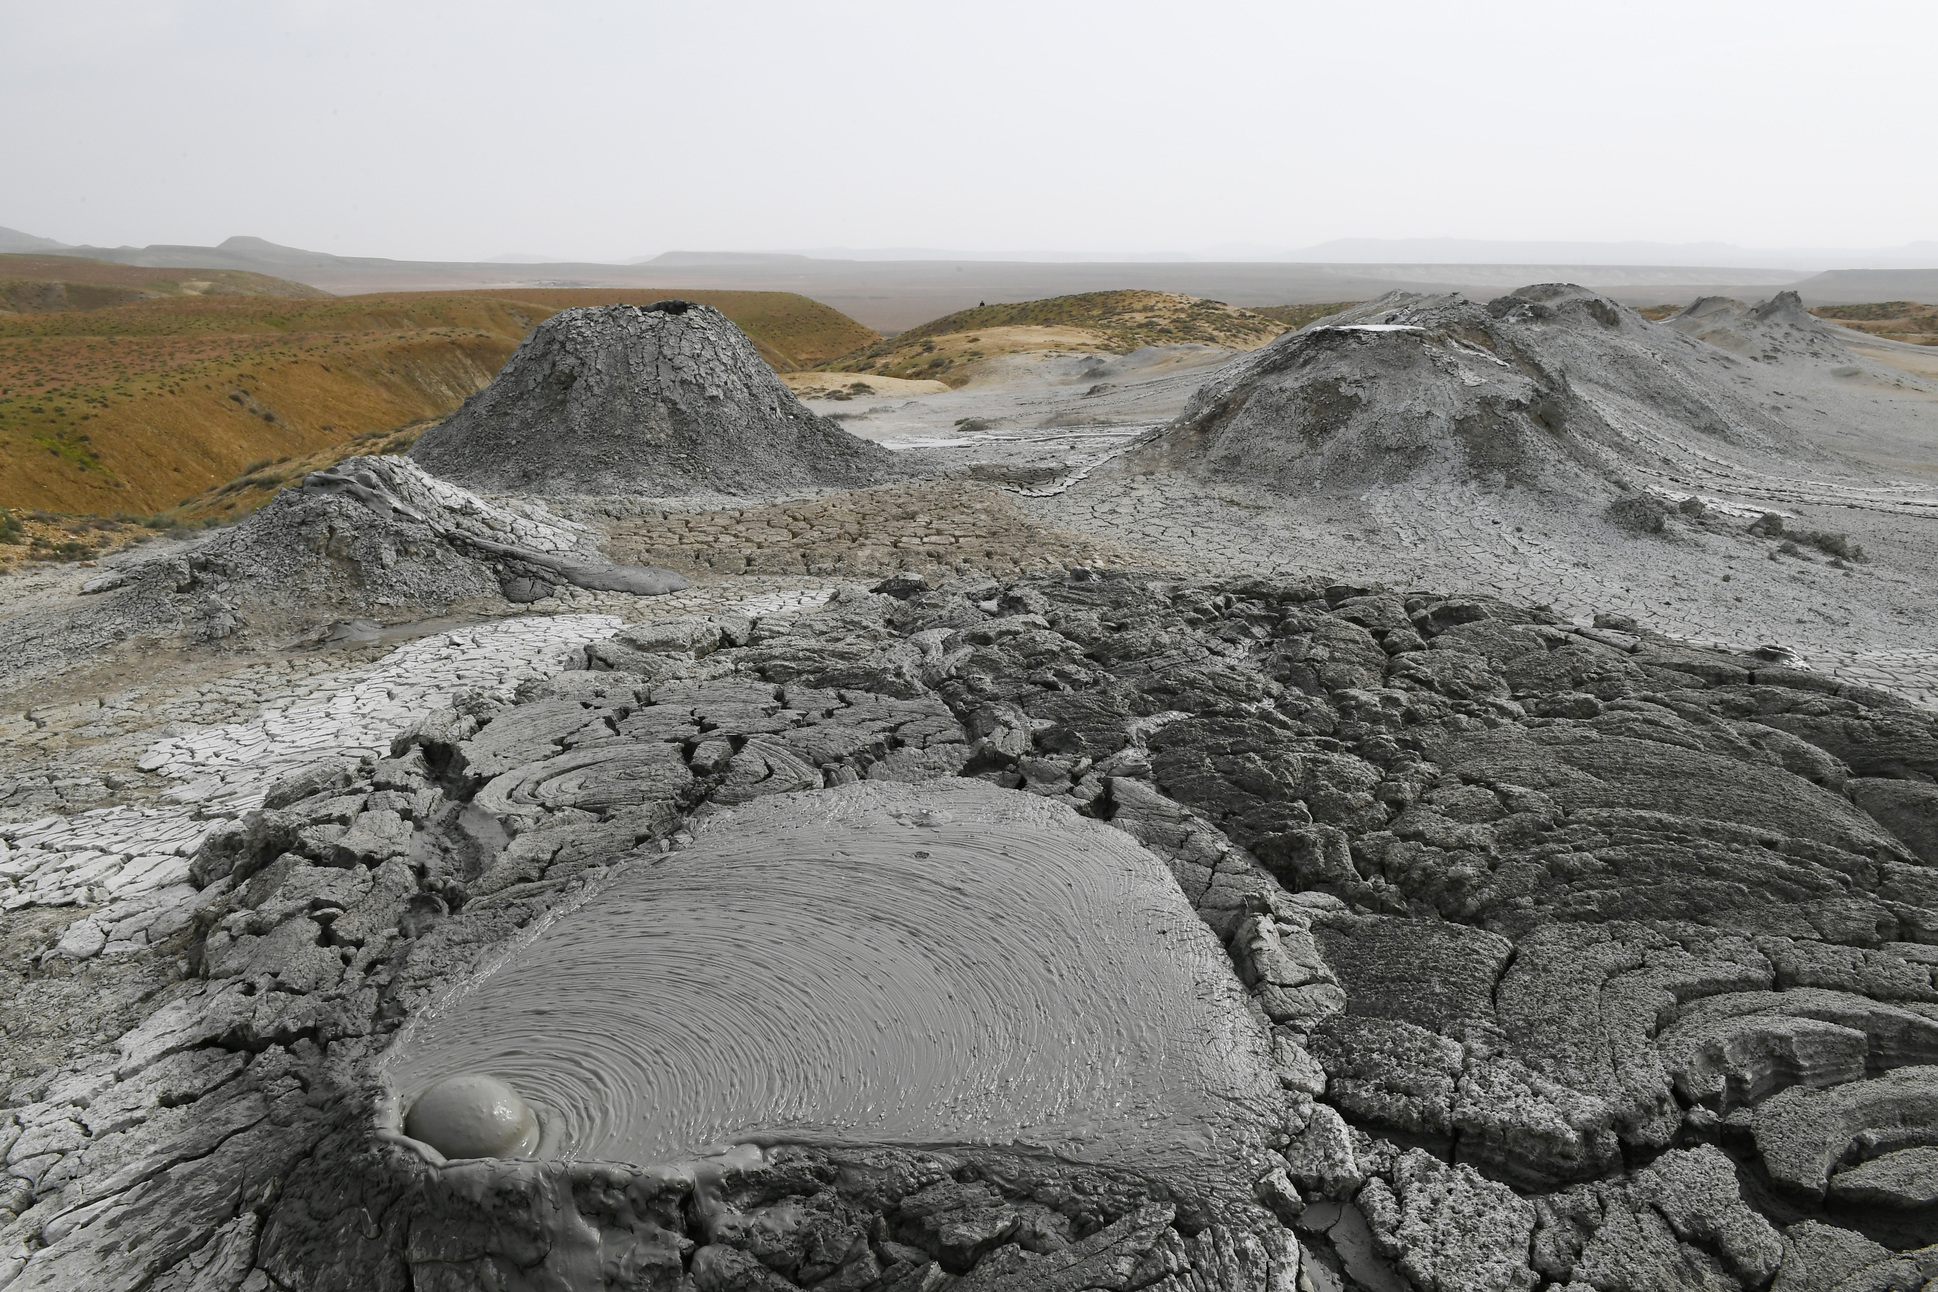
[378,780,1281,1176]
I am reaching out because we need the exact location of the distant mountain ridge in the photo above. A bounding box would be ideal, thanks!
[1,226,1931,332]
[1274,237,1938,272]
[644,251,813,266]
[13,224,1936,276]
[647,241,1938,270]
[0,226,73,254]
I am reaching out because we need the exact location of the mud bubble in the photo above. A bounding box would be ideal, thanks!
[404,1073,541,1160]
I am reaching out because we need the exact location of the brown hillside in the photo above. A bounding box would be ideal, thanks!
[1811,301,1938,347]
[0,253,327,314]
[0,289,879,514]
[441,289,877,369]
[1249,302,1362,329]
[824,290,1289,388]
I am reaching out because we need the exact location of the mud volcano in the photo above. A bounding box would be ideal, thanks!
[409,302,906,496]
[22,455,688,671]
[1117,284,1831,496]
[378,779,1281,1177]
[1667,289,1884,368]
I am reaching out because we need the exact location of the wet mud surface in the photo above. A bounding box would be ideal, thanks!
[380,780,1279,1176]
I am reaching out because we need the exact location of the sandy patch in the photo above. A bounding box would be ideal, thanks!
[1842,336,1938,383]
[782,371,949,399]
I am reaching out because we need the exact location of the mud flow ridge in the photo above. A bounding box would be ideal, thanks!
[0,456,689,693]
[1115,285,1894,505]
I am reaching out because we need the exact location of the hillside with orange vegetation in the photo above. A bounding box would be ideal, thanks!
[1811,301,1938,347]
[0,253,327,313]
[0,285,878,514]
[823,290,1289,388]
[1248,302,1362,329]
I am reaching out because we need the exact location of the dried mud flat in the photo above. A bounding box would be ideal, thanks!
[3,291,1938,1292]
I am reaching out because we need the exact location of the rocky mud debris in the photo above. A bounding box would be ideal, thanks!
[410,302,911,496]
[5,571,1938,1289]
[597,479,1132,581]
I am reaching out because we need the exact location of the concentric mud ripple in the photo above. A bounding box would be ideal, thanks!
[378,779,1280,1176]
[472,741,694,819]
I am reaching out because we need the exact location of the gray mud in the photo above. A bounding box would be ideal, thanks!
[379,779,1280,1176]
[1115,284,1856,502]
[8,571,1938,1290]
[0,457,685,694]
[1664,291,1938,479]
[1048,286,1938,704]
[410,302,911,496]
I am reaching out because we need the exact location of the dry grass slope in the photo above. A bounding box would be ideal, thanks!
[0,253,327,314]
[0,284,879,515]
[1248,302,1363,330]
[1812,301,1938,347]
[823,290,1290,387]
[444,289,878,371]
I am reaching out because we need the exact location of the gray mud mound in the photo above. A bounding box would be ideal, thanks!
[1116,283,1836,499]
[1668,288,1938,393]
[1,457,686,686]
[1660,291,1938,478]
[175,456,687,624]
[409,301,908,495]
[1666,289,1853,364]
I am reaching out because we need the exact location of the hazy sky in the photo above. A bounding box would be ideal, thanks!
[4,0,1934,261]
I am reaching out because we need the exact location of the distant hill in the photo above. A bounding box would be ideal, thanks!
[1793,268,1938,307]
[0,253,327,313]
[1249,302,1363,330]
[1284,237,1938,272]
[1811,301,1938,347]
[825,290,1289,386]
[65,234,357,272]
[0,232,1824,333]
[0,286,878,516]
[645,251,813,266]
[0,227,73,254]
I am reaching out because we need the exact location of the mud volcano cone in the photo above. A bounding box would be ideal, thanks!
[410,301,903,495]
[1117,284,1828,497]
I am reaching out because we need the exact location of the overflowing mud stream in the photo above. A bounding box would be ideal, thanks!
[379,780,1281,1177]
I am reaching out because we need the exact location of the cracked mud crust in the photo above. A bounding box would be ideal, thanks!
[5,282,1938,1291]
[7,572,1938,1289]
